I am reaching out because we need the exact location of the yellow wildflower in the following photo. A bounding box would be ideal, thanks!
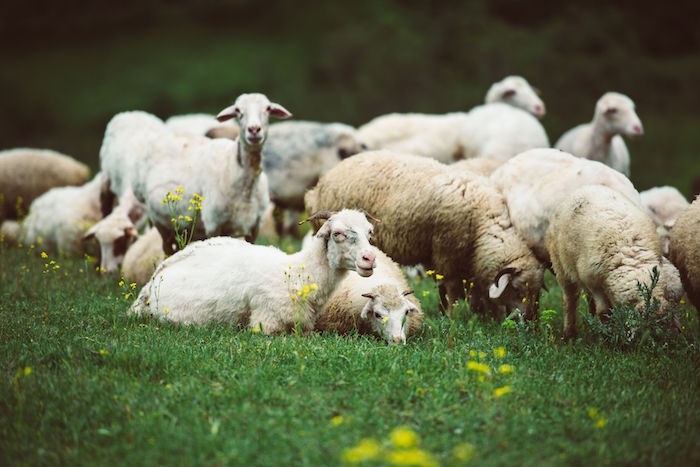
[40,251,48,258]
[426,269,435,276]
[385,448,438,467]
[390,426,419,449]
[422,290,430,297]
[252,326,261,334]
[23,366,32,376]
[466,361,490,375]
[330,415,344,427]
[493,346,506,358]
[435,273,444,280]
[342,438,380,464]
[498,364,516,374]
[452,442,477,463]
[493,385,511,398]
[99,349,109,356]
[176,187,185,194]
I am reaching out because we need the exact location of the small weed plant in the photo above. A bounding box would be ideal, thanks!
[161,187,203,250]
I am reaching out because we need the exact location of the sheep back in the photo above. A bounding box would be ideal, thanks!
[668,196,700,314]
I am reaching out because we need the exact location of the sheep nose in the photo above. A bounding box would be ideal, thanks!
[362,251,376,267]
[393,336,404,344]
[248,125,261,136]
[534,104,545,118]
[632,124,644,135]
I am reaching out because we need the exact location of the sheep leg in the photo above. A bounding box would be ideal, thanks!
[561,282,579,341]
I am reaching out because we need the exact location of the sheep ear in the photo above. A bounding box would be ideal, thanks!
[216,105,238,122]
[402,290,413,297]
[82,224,98,241]
[502,89,516,99]
[125,226,139,239]
[360,299,375,319]
[489,267,518,299]
[315,220,331,239]
[267,103,292,120]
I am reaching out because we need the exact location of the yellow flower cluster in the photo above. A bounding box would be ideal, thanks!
[341,426,439,467]
[588,407,607,429]
[465,346,517,399]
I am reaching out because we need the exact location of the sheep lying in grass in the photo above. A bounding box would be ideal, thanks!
[555,92,643,177]
[668,196,700,318]
[484,75,546,118]
[490,148,642,265]
[121,227,165,285]
[0,147,90,222]
[305,150,545,319]
[356,76,549,163]
[19,173,106,255]
[640,185,690,255]
[133,93,292,254]
[316,246,424,344]
[546,185,683,340]
[128,209,377,335]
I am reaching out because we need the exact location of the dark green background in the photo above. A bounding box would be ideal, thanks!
[2,0,699,195]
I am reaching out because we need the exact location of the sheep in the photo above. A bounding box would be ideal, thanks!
[305,150,545,319]
[0,220,20,245]
[640,185,690,254]
[82,205,139,273]
[668,196,700,317]
[316,245,424,344]
[99,110,168,223]
[356,76,549,163]
[546,185,683,340]
[127,209,377,335]
[490,148,642,265]
[451,157,502,177]
[133,93,292,254]
[165,113,239,139]
[121,227,165,285]
[555,92,643,177]
[0,147,90,222]
[484,75,546,118]
[262,120,366,235]
[18,172,106,255]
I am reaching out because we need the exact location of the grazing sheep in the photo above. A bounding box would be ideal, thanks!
[128,210,377,335]
[121,227,165,285]
[484,75,545,118]
[82,205,139,273]
[0,148,90,222]
[0,220,20,245]
[316,246,424,344]
[19,172,106,255]
[305,150,545,319]
[133,93,292,255]
[555,92,643,176]
[668,196,700,317]
[99,110,167,223]
[546,185,683,340]
[490,148,642,265]
[640,185,690,254]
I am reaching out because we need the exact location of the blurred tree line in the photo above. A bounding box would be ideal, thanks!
[1,0,699,192]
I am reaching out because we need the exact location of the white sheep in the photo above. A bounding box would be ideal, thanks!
[121,227,165,285]
[305,150,545,319]
[82,205,139,273]
[19,172,106,255]
[133,93,292,254]
[490,148,642,265]
[262,120,366,235]
[668,196,700,317]
[555,92,643,177]
[128,209,377,335]
[546,185,683,340]
[484,75,545,118]
[451,156,502,177]
[0,220,20,245]
[640,185,690,254]
[0,147,90,222]
[316,245,424,344]
[165,113,239,139]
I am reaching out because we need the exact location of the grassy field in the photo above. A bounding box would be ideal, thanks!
[1,239,699,466]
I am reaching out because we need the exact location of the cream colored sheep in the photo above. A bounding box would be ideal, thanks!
[451,158,502,177]
[316,246,423,344]
[0,148,90,222]
[555,92,643,176]
[640,185,690,255]
[305,150,545,319]
[546,185,683,340]
[668,196,700,317]
[121,227,165,285]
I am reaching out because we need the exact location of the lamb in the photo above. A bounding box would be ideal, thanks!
[640,185,690,254]
[128,209,377,335]
[490,148,642,265]
[356,76,549,163]
[546,185,684,340]
[133,93,292,254]
[484,75,546,118]
[305,150,545,319]
[555,92,643,177]
[82,206,139,273]
[316,245,424,344]
[262,120,366,235]
[19,172,106,255]
[0,147,90,222]
[668,196,700,317]
[121,227,165,285]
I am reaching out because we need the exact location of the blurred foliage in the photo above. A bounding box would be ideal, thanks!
[1,0,699,194]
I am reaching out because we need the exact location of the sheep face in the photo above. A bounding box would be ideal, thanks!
[82,214,138,273]
[488,265,545,320]
[595,92,644,138]
[316,210,376,277]
[360,285,419,345]
[486,75,545,118]
[216,93,292,149]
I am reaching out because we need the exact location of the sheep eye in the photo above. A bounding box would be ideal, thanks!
[502,89,516,98]
[374,312,382,320]
[605,107,618,115]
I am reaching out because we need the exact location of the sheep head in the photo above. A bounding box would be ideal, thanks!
[360,285,420,345]
[310,209,376,277]
[216,93,292,149]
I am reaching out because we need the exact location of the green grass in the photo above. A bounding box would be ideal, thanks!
[1,242,699,466]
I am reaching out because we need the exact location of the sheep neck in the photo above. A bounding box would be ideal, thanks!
[587,117,614,161]
[236,138,263,199]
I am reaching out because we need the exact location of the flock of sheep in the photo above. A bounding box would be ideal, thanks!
[1,75,698,345]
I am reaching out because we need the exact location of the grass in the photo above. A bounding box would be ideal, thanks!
[1,241,699,466]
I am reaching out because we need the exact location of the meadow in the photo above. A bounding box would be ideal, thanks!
[1,237,699,466]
